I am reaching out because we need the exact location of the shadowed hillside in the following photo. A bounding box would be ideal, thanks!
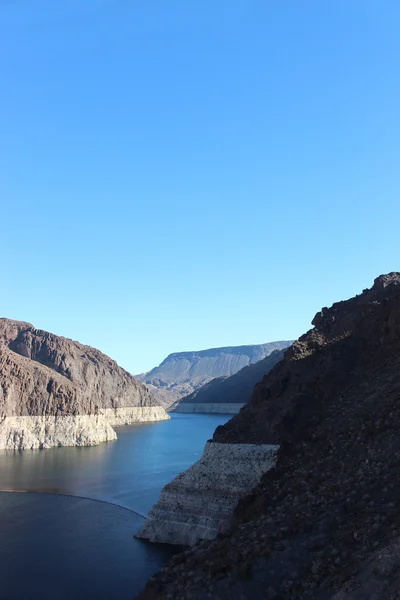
[137,341,292,406]
[137,273,400,600]
[172,348,288,413]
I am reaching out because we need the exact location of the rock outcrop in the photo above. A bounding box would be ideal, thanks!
[136,442,278,545]
[172,348,287,414]
[0,319,169,449]
[137,341,292,406]
[137,353,288,544]
[136,273,400,600]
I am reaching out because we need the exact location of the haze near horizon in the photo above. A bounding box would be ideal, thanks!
[1,1,399,373]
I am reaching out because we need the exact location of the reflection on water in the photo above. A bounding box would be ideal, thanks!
[0,413,230,515]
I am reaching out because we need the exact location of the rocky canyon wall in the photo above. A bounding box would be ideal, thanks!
[136,273,400,600]
[0,319,169,449]
[136,441,278,545]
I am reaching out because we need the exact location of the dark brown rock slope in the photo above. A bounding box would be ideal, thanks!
[0,345,80,419]
[0,318,157,417]
[0,319,168,449]
[137,273,400,600]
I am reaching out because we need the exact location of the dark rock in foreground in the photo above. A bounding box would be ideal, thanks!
[136,273,400,599]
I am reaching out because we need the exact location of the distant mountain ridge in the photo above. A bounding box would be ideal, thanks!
[137,341,292,406]
[172,348,287,413]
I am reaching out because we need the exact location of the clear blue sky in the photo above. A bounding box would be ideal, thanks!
[1,1,399,374]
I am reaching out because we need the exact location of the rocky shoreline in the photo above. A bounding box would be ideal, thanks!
[0,319,169,450]
[136,441,278,546]
[0,414,116,450]
[102,406,170,426]
[0,407,170,450]
[136,273,400,600]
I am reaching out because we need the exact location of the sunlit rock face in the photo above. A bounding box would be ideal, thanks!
[0,414,117,450]
[0,319,169,450]
[136,441,278,546]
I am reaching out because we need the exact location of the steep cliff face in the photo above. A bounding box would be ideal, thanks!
[137,273,400,600]
[172,348,287,414]
[213,272,400,445]
[136,442,278,545]
[0,319,169,449]
[137,341,292,406]
[137,352,288,544]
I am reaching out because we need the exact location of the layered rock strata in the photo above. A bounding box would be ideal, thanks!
[136,273,400,600]
[0,414,117,450]
[136,441,278,545]
[102,406,170,426]
[0,319,169,449]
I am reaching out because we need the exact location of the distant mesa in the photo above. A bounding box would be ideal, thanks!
[0,318,169,450]
[137,341,292,409]
[171,348,289,414]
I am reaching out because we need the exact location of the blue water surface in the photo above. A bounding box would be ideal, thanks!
[0,413,230,600]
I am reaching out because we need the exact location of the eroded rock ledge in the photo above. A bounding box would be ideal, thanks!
[0,415,116,450]
[102,406,170,426]
[0,407,170,450]
[136,441,278,546]
[0,319,170,450]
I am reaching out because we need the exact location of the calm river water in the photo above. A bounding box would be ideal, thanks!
[0,413,230,600]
